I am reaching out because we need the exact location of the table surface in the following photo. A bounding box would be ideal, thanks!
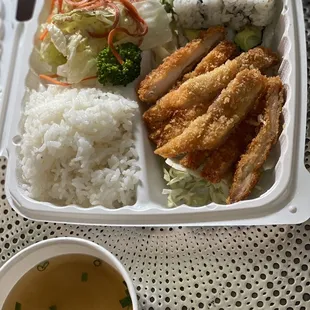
[0,1,310,309]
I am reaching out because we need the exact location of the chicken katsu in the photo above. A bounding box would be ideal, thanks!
[143,47,278,131]
[227,77,284,203]
[155,69,266,158]
[138,26,226,104]
[176,40,237,88]
[152,41,237,146]
[139,35,285,204]
[201,120,260,183]
[179,91,266,179]
[200,90,268,183]
[153,104,209,147]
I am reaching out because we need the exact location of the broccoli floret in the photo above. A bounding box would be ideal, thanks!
[97,43,142,86]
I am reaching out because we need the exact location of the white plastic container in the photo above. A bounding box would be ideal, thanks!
[0,0,309,225]
[0,237,139,310]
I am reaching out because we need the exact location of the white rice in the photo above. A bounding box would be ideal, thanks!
[174,0,276,30]
[19,86,140,208]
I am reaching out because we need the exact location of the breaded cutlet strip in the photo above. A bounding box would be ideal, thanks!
[200,91,268,183]
[201,120,260,183]
[180,96,265,173]
[137,26,226,104]
[174,41,237,89]
[143,47,279,131]
[155,69,266,158]
[151,41,237,147]
[227,77,284,204]
[154,104,210,147]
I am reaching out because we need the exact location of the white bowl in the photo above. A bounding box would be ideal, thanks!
[0,237,139,310]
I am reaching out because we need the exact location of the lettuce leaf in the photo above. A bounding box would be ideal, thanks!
[40,41,66,71]
[52,9,115,36]
[46,23,68,56]
[133,0,172,50]
[56,33,103,83]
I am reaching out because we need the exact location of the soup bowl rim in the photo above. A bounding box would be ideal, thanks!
[0,237,139,310]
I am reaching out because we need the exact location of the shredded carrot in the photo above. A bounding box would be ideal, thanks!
[82,75,97,81]
[40,0,148,68]
[39,0,58,41]
[64,0,91,6]
[39,75,71,86]
[119,0,147,33]
[107,25,145,64]
[58,0,63,13]
[50,0,57,14]
[108,28,129,64]
[64,0,105,9]
[88,31,109,38]
[79,0,104,9]
[105,0,148,64]
[39,29,49,41]
[88,2,120,38]
[39,74,97,86]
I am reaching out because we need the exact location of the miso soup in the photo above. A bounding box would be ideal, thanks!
[3,254,132,310]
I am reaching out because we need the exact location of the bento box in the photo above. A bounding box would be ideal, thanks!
[0,0,309,226]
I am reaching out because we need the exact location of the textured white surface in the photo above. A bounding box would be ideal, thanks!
[305,2,310,173]
[0,155,309,309]
[0,1,309,309]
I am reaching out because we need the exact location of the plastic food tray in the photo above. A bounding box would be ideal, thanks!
[0,0,309,226]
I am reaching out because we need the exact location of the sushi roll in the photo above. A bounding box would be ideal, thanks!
[174,0,276,30]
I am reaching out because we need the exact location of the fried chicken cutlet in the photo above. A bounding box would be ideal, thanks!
[200,120,260,183]
[175,41,237,88]
[152,41,237,147]
[138,26,226,104]
[150,104,210,147]
[227,77,284,203]
[200,90,268,183]
[155,69,266,158]
[143,47,279,132]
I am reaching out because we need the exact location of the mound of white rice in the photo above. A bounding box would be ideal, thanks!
[19,86,140,208]
[174,0,276,30]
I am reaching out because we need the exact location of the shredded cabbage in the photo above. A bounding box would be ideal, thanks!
[163,166,229,208]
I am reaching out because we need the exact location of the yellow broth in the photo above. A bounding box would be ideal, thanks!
[3,254,132,310]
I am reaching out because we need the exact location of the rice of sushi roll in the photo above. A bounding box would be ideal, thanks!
[174,0,276,30]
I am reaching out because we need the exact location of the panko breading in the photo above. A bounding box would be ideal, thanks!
[154,104,210,147]
[227,77,284,204]
[152,41,237,146]
[138,26,225,104]
[155,69,266,158]
[143,47,279,131]
[177,41,237,87]
[144,59,239,131]
[201,91,268,183]
[201,121,259,183]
